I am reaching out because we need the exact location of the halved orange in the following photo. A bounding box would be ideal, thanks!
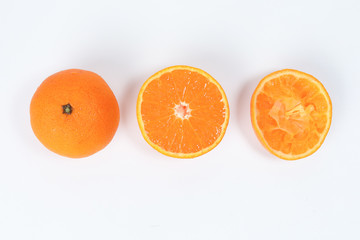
[137,65,229,158]
[251,69,332,160]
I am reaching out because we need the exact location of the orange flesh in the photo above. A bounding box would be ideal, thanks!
[252,70,331,160]
[138,66,229,157]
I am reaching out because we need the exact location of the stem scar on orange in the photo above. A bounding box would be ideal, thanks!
[137,65,230,158]
[251,69,332,160]
[30,69,120,158]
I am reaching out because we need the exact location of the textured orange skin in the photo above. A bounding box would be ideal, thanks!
[250,69,332,160]
[30,69,120,158]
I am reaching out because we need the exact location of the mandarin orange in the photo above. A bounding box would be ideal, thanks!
[137,65,229,158]
[251,69,332,160]
[30,69,120,158]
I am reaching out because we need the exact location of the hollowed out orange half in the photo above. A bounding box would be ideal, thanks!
[251,69,332,160]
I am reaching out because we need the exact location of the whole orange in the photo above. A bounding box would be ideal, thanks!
[30,69,120,158]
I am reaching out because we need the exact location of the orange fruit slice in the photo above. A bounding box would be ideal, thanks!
[251,69,332,160]
[137,65,229,158]
[30,69,120,158]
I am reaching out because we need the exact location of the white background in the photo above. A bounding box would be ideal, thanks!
[1,0,360,239]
